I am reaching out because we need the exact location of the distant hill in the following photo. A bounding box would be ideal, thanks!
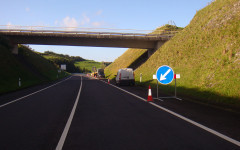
[40,51,111,73]
[0,37,68,94]
[105,0,240,110]
[39,51,86,73]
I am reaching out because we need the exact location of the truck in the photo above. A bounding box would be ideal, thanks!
[97,69,105,78]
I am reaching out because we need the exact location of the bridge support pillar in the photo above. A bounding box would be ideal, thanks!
[147,41,165,57]
[147,48,155,57]
[10,43,18,55]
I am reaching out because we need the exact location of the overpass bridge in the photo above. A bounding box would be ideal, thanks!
[0,26,177,56]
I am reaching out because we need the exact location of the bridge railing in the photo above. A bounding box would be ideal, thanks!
[0,25,179,40]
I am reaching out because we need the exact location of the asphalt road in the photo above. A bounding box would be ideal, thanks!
[0,75,239,150]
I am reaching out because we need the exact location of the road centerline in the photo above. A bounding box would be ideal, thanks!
[56,76,83,150]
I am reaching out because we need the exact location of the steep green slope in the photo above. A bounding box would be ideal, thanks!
[105,48,148,79]
[104,25,183,79]
[135,0,240,108]
[0,40,67,94]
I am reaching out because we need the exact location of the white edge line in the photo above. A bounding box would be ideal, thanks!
[0,76,72,108]
[98,80,146,102]
[56,76,83,150]
[98,79,240,147]
[149,102,240,147]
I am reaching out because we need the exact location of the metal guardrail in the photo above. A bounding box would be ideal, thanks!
[0,29,178,39]
[0,25,179,41]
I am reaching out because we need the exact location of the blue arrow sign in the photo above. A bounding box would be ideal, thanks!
[156,65,174,85]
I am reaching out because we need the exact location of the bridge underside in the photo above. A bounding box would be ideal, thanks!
[7,34,164,48]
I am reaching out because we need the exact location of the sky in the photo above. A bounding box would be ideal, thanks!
[1,0,212,62]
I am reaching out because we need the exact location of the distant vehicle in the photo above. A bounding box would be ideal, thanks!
[116,68,135,86]
[97,69,105,78]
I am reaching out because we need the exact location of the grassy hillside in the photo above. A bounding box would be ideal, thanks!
[40,51,85,73]
[74,60,104,73]
[134,0,240,109]
[0,39,68,94]
[104,25,183,79]
[105,48,148,79]
[41,51,110,73]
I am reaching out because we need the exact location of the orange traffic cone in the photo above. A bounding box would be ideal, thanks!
[147,85,153,102]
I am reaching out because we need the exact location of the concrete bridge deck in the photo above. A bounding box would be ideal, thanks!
[0,28,178,55]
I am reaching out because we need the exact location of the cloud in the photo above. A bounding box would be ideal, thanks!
[91,21,104,27]
[57,12,107,29]
[95,10,103,16]
[80,14,90,25]
[6,22,13,29]
[54,20,59,25]
[63,16,78,28]
[25,7,30,12]
[7,22,12,26]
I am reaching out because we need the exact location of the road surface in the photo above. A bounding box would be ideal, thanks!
[0,75,239,150]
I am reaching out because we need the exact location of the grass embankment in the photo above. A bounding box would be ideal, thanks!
[104,25,183,79]
[75,60,106,73]
[0,40,68,94]
[104,48,148,79]
[134,0,240,109]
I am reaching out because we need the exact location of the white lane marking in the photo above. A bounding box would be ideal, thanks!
[0,76,72,108]
[149,102,240,147]
[56,76,83,150]
[98,79,240,147]
[100,80,147,102]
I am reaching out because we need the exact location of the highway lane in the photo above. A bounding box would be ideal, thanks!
[63,76,239,150]
[0,75,81,150]
[0,75,239,149]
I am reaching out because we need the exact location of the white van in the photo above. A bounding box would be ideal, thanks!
[116,68,135,86]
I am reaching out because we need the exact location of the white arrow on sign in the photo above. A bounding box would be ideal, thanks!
[160,69,171,81]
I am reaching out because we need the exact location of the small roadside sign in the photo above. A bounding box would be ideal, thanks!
[153,74,157,79]
[61,64,66,70]
[174,74,180,79]
[156,65,174,85]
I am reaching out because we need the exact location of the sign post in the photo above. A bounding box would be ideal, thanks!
[153,74,162,101]
[155,65,181,101]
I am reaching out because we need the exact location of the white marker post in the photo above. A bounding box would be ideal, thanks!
[19,77,21,87]
[174,74,181,100]
[140,73,142,83]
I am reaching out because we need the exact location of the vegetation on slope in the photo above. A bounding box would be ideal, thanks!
[105,48,148,79]
[41,51,111,73]
[104,24,183,79]
[40,51,86,73]
[74,60,108,73]
[0,37,68,94]
[134,0,240,109]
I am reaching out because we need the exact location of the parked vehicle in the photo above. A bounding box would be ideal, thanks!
[97,69,105,78]
[116,68,135,86]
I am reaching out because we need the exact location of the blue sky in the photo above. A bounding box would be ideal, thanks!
[1,0,212,62]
